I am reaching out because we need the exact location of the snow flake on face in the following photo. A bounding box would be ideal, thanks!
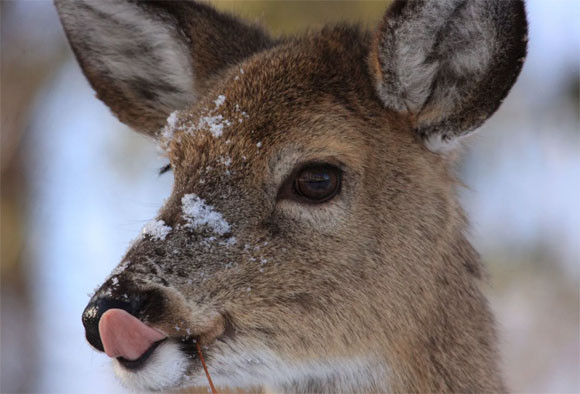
[158,91,251,154]
[187,93,251,138]
[214,95,226,108]
[110,260,130,277]
[181,193,231,236]
[219,156,232,167]
[142,219,172,241]
[234,104,250,123]
[189,97,250,138]
[222,237,237,247]
[158,94,232,143]
[193,114,232,138]
[166,110,179,129]
[160,110,181,145]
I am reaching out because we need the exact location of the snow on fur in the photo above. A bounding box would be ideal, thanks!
[214,94,226,108]
[142,219,172,240]
[161,110,180,142]
[181,194,231,235]
[159,93,250,145]
[193,114,232,137]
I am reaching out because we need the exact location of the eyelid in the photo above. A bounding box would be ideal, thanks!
[293,159,346,174]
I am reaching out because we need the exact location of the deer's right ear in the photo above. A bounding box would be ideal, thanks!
[55,0,273,136]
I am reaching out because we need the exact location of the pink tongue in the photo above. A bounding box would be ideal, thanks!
[99,308,166,360]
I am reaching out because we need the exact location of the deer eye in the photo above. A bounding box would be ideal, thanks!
[293,164,341,203]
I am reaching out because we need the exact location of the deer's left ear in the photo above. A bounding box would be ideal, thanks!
[369,0,528,152]
[55,0,274,136]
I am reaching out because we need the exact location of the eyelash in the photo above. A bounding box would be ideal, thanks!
[159,164,172,176]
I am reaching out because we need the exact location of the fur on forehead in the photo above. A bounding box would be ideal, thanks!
[164,26,404,169]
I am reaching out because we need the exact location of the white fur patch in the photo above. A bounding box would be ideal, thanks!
[214,350,387,391]
[424,132,462,154]
[113,341,188,391]
[186,340,390,391]
[111,338,388,391]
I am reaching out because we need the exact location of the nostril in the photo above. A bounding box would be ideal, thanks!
[82,298,135,352]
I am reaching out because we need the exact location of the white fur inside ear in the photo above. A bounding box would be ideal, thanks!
[424,132,463,154]
[377,0,495,115]
[59,0,196,110]
[113,341,188,391]
[374,0,507,146]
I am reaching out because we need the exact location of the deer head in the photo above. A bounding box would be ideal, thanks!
[55,0,527,391]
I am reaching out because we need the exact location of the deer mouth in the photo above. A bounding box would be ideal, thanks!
[99,308,167,364]
[111,338,193,391]
[116,338,166,371]
[98,308,211,390]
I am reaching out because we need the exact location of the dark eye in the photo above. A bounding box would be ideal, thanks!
[293,165,341,203]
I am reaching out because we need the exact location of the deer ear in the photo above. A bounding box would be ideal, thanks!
[369,0,528,152]
[55,0,273,136]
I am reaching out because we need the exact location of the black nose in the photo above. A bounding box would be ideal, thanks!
[82,285,165,352]
[82,297,137,352]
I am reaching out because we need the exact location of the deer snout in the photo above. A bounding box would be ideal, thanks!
[83,278,227,366]
[82,297,140,352]
[82,284,167,360]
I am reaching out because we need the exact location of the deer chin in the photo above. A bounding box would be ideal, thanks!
[112,339,194,391]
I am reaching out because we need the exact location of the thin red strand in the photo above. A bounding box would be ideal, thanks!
[196,340,218,394]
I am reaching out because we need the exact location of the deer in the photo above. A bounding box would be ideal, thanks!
[54,0,528,392]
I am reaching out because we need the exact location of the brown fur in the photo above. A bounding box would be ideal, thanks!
[55,1,528,392]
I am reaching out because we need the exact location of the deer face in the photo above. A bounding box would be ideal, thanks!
[56,0,527,391]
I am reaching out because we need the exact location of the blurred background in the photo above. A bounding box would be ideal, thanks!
[1,1,578,392]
